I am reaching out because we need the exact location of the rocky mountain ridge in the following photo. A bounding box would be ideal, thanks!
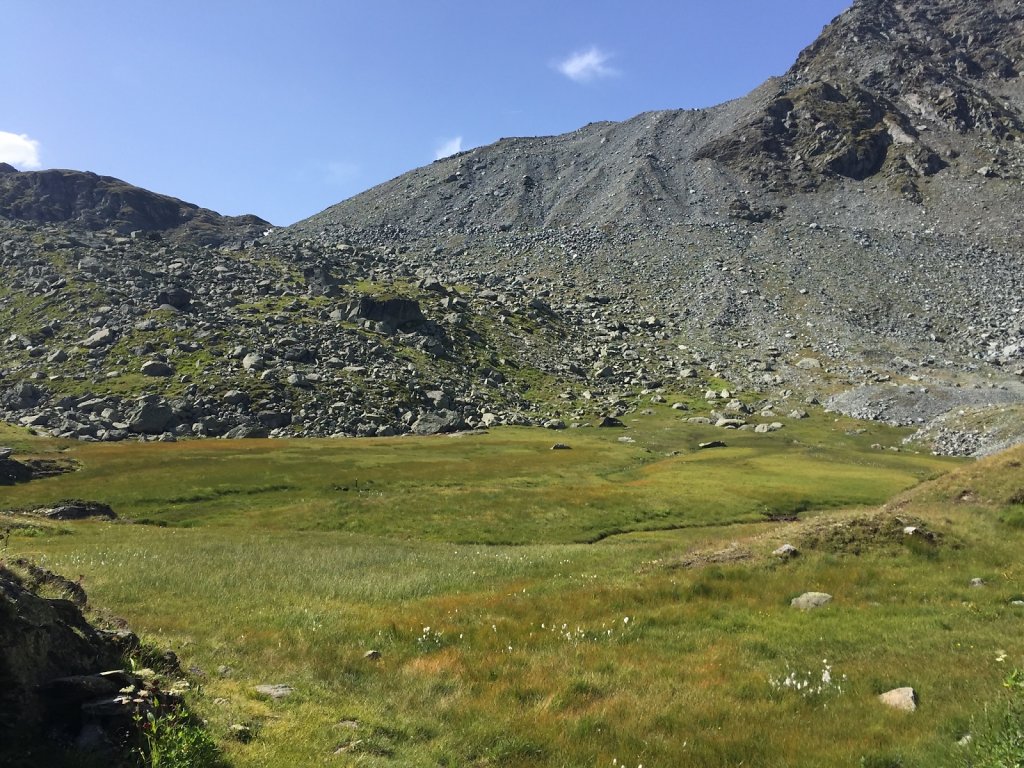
[1,0,1023,454]
[0,163,268,246]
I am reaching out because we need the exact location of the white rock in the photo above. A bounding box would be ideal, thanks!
[879,687,917,712]
[791,592,832,610]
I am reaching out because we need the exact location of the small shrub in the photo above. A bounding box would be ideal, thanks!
[999,508,1024,529]
[961,668,1024,768]
[136,704,222,768]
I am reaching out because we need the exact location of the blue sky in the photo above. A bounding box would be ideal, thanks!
[2,1,851,225]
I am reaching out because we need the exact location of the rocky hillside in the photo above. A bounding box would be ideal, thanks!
[295,0,1023,368]
[1,0,1022,453]
[0,164,268,246]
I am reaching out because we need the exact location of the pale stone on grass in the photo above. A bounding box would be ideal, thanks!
[879,687,918,711]
[791,592,832,610]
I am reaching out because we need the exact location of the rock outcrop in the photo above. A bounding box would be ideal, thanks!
[0,560,187,765]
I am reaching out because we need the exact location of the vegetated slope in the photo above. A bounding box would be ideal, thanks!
[1,0,1023,450]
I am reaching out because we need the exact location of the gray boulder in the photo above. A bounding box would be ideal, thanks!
[412,410,465,435]
[80,328,115,348]
[127,400,175,434]
[223,423,270,439]
[254,684,294,700]
[257,411,292,429]
[241,353,264,371]
[140,360,174,377]
[35,501,116,520]
[773,544,799,559]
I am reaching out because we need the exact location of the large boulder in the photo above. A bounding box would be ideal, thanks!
[412,410,465,435]
[1,382,42,410]
[0,561,189,764]
[126,398,175,434]
[140,360,174,377]
[80,328,116,349]
[34,500,116,521]
[348,297,426,331]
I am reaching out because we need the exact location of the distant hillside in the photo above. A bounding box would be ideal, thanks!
[0,164,269,246]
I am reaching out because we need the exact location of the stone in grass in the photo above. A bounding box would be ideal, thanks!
[970,577,986,588]
[698,440,727,450]
[254,683,293,700]
[140,360,174,377]
[879,687,918,712]
[364,650,381,661]
[773,544,799,560]
[229,723,254,742]
[550,443,571,450]
[791,592,832,610]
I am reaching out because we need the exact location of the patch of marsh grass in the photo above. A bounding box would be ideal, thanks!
[2,418,1019,766]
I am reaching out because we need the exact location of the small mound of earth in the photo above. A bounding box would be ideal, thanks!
[658,542,753,570]
[798,513,942,556]
[20,457,79,478]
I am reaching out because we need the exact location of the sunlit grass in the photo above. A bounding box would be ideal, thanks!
[3,407,1022,766]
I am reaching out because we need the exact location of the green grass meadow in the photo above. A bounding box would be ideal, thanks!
[3,405,1023,767]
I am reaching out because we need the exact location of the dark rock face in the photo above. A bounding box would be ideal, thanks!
[349,296,427,330]
[0,167,269,245]
[0,451,32,484]
[0,562,191,766]
[0,565,121,734]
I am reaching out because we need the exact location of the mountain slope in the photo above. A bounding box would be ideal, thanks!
[0,0,1022,451]
[286,0,1023,391]
[299,0,1023,235]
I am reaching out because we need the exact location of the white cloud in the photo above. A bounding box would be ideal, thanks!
[434,136,463,160]
[325,160,359,186]
[556,46,617,83]
[0,131,42,169]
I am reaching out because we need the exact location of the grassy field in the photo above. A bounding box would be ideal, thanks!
[2,405,1023,767]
